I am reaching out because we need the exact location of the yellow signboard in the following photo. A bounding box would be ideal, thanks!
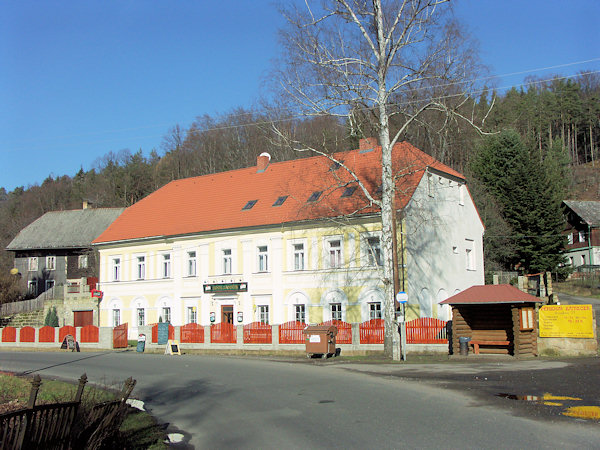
[539,305,594,338]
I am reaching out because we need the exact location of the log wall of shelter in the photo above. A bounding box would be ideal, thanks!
[451,304,514,355]
[512,304,539,357]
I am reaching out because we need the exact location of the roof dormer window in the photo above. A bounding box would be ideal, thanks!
[330,160,344,170]
[242,200,258,210]
[273,196,288,207]
[341,186,357,198]
[307,191,322,203]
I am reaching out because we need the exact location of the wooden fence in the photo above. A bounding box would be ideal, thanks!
[279,321,306,344]
[243,322,272,344]
[0,296,45,317]
[406,318,448,344]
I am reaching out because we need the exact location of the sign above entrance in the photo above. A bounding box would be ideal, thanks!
[204,282,248,293]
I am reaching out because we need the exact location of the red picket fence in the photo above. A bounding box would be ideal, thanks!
[151,323,175,343]
[243,322,272,344]
[2,326,16,342]
[319,320,352,344]
[80,325,99,343]
[406,318,447,344]
[181,323,204,343]
[39,326,55,343]
[279,321,306,344]
[59,326,76,343]
[20,326,35,342]
[359,319,384,344]
[211,323,236,343]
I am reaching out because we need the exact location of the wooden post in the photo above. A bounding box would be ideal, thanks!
[75,373,88,403]
[27,374,42,409]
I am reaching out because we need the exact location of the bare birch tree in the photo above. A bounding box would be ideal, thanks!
[272,0,490,358]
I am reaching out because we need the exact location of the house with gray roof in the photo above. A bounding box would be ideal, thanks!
[6,207,125,299]
[563,200,600,268]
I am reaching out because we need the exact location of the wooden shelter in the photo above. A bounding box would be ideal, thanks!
[441,284,544,356]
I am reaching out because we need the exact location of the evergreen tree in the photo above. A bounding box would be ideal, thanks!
[44,306,59,327]
[470,130,566,273]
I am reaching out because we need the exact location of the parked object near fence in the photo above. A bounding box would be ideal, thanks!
[406,318,447,344]
[359,319,384,344]
[59,325,76,343]
[320,320,352,344]
[211,322,236,343]
[243,322,272,344]
[180,323,204,343]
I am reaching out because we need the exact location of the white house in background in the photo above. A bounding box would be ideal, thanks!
[93,138,484,338]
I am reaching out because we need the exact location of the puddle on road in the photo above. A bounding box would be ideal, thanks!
[496,392,600,421]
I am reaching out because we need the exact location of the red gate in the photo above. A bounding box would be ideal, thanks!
[113,323,128,348]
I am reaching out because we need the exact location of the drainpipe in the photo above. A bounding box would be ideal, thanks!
[588,224,593,267]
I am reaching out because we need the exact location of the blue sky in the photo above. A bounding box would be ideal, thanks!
[1,0,598,192]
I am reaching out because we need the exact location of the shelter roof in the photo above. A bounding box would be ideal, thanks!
[6,208,125,251]
[93,141,465,244]
[563,200,600,227]
[439,284,544,305]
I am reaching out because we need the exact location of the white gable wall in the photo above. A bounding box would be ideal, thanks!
[404,171,484,319]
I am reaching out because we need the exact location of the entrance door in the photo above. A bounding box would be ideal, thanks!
[221,305,234,324]
[74,310,93,327]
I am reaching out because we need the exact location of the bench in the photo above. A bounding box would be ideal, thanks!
[469,340,510,355]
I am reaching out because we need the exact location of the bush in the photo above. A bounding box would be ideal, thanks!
[44,306,59,327]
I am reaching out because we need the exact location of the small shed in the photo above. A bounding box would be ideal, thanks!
[440,284,544,356]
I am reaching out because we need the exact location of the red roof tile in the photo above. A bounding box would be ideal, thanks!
[93,141,465,244]
[439,284,544,304]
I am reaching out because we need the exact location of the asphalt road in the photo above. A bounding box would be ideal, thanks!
[1,351,600,449]
[556,291,600,318]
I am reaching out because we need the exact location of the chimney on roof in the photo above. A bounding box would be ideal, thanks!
[257,152,271,173]
[359,137,378,150]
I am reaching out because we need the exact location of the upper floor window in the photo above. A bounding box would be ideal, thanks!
[46,256,56,271]
[293,243,305,271]
[465,240,475,271]
[257,246,268,272]
[427,173,434,197]
[136,256,146,280]
[459,184,465,205]
[28,257,38,272]
[579,230,586,243]
[187,251,197,277]
[222,249,232,274]
[366,237,382,266]
[567,233,574,245]
[327,239,342,268]
[112,257,121,281]
[78,254,88,269]
[162,254,171,278]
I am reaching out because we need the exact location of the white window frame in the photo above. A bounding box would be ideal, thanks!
[187,306,197,324]
[137,308,145,326]
[257,305,269,324]
[369,302,382,320]
[112,309,121,327]
[325,237,343,269]
[290,240,306,271]
[257,245,269,272]
[294,304,306,323]
[78,254,88,269]
[161,307,171,323]
[459,184,465,206]
[136,255,146,280]
[162,253,171,278]
[46,256,56,271]
[582,254,586,265]
[364,235,382,266]
[187,251,197,277]
[465,239,476,271]
[222,248,232,274]
[45,280,55,291]
[27,279,37,295]
[28,257,38,272]
[112,257,121,281]
[579,230,586,243]
[331,303,342,321]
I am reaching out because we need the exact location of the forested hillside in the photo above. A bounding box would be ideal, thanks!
[1,73,599,295]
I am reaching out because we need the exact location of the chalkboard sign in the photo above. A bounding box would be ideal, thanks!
[165,339,181,356]
[157,322,169,345]
[60,334,79,352]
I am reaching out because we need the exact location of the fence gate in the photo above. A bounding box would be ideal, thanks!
[113,323,128,348]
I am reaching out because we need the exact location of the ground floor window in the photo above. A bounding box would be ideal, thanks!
[45,280,55,291]
[161,307,171,323]
[137,308,145,326]
[112,309,121,327]
[28,280,37,296]
[331,303,342,321]
[295,304,306,323]
[258,305,269,324]
[369,302,382,320]
[187,306,197,324]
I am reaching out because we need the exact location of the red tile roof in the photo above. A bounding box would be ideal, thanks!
[93,141,465,244]
[439,284,544,305]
